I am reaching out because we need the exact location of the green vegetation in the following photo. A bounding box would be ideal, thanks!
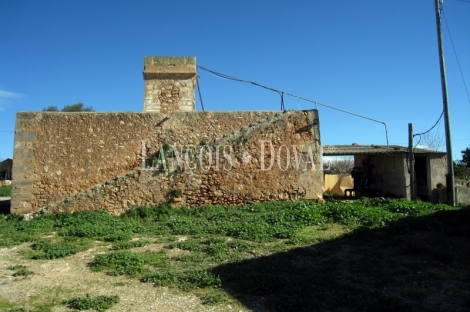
[8,265,34,277]
[65,295,119,311]
[168,188,182,199]
[1,198,469,309]
[42,103,94,112]
[0,185,11,197]
[454,146,470,179]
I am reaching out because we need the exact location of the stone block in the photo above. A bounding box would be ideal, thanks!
[14,131,37,142]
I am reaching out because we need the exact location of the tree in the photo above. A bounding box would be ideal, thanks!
[454,146,470,179]
[462,147,470,168]
[42,106,59,111]
[42,103,94,112]
[416,128,444,151]
[324,157,354,174]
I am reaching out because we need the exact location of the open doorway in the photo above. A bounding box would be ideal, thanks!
[415,156,429,200]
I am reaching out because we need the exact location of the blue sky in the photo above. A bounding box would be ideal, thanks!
[1,0,469,161]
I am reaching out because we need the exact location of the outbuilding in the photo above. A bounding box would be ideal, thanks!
[323,144,447,201]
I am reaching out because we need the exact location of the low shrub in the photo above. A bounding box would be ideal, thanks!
[65,295,119,311]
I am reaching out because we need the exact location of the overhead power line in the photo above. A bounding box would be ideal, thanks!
[196,65,389,146]
[413,110,444,138]
[443,12,470,104]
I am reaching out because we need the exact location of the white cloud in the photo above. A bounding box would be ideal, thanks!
[415,144,430,150]
[0,90,25,110]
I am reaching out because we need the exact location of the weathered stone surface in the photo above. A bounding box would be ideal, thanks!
[11,110,323,215]
[143,56,196,113]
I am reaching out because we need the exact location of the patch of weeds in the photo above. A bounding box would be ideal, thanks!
[0,185,11,196]
[7,265,34,278]
[174,252,206,263]
[111,239,151,250]
[140,269,180,287]
[169,239,204,252]
[56,210,144,240]
[65,295,119,311]
[91,251,145,276]
[154,235,178,243]
[104,231,133,242]
[31,239,90,259]
[140,251,171,269]
[12,268,34,277]
[15,216,55,234]
[141,268,221,291]
[30,306,53,312]
[121,204,176,221]
[7,265,26,270]
[203,242,230,258]
[179,269,222,291]
[200,292,228,305]
[227,239,258,252]
[168,189,182,199]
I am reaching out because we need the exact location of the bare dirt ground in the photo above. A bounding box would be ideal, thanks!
[0,243,249,312]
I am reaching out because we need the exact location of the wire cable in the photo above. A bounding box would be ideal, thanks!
[413,111,444,137]
[197,65,390,145]
[196,77,205,111]
[443,11,470,104]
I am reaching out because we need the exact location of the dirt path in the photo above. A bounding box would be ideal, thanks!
[0,244,248,311]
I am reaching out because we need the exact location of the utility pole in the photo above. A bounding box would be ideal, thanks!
[434,0,455,206]
[408,123,416,200]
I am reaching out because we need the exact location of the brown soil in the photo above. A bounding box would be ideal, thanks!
[0,243,249,311]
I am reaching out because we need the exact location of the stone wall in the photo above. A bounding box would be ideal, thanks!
[12,110,323,215]
[143,56,196,113]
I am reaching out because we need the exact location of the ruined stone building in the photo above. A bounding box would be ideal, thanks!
[11,56,323,215]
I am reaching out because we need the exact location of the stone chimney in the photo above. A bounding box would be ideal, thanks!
[143,56,197,114]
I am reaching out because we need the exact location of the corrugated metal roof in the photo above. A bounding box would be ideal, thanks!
[322,144,446,156]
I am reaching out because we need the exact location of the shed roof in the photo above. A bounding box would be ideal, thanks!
[322,144,446,156]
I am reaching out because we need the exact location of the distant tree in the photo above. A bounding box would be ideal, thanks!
[42,103,94,112]
[454,147,470,179]
[62,103,94,112]
[454,161,468,179]
[42,106,59,111]
[462,147,470,168]
[324,157,354,174]
[416,128,444,151]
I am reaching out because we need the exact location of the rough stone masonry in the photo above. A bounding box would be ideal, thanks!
[11,57,323,215]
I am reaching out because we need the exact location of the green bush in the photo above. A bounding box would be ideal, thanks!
[65,295,119,311]
[141,268,221,291]
[32,240,90,259]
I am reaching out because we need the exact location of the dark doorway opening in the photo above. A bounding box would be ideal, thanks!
[415,156,429,200]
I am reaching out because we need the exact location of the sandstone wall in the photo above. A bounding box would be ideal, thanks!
[143,56,196,113]
[12,110,322,215]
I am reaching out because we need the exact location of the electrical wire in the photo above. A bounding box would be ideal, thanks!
[196,77,205,111]
[197,65,390,145]
[443,12,470,104]
[413,111,444,137]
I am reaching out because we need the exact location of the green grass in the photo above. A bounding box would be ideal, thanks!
[7,265,34,277]
[0,185,11,197]
[1,198,469,309]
